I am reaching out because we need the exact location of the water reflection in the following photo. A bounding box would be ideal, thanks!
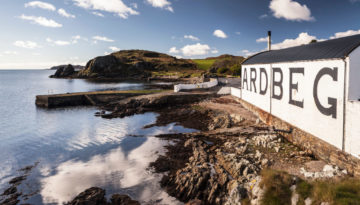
[36,113,194,205]
[41,137,181,205]
[0,70,191,205]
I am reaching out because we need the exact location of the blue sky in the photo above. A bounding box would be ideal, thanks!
[1,0,360,69]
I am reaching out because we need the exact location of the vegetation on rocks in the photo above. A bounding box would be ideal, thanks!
[78,50,199,79]
[260,169,293,205]
[208,55,244,76]
[192,59,217,71]
[192,55,244,76]
[259,169,360,205]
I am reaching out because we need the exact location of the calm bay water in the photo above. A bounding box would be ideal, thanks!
[0,70,192,204]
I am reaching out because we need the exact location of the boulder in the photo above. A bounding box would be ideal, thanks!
[66,187,106,205]
[66,187,140,205]
[111,194,140,205]
[50,64,75,78]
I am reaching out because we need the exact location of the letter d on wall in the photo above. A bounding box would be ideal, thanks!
[313,67,338,119]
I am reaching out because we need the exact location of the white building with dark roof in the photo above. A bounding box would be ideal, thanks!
[232,34,360,161]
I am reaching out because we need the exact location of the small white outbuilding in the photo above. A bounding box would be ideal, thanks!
[233,34,360,158]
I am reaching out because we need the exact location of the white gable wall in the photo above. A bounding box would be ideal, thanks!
[345,48,360,158]
[345,101,360,158]
[348,47,360,101]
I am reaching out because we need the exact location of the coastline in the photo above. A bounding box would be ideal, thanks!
[1,76,358,204]
[30,88,354,204]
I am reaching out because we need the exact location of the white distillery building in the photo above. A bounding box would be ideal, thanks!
[233,34,360,159]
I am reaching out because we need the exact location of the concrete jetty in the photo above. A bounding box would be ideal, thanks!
[36,90,166,108]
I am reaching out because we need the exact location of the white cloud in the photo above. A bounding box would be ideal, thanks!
[259,14,268,19]
[93,36,114,42]
[184,35,200,41]
[70,56,79,60]
[256,37,268,43]
[71,35,88,43]
[169,46,179,54]
[181,43,211,56]
[146,0,173,12]
[104,51,111,55]
[235,32,241,35]
[131,3,138,9]
[330,29,360,39]
[272,32,316,49]
[269,0,314,21]
[211,49,219,54]
[19,14,62,28]
[109,46,120,51]
[46,38,71,46]
[174,55,183,59]
[213,29,228,39]
[14,41,40,49]
[92,11,105,17]
[25,1,56,11]
[54,41,71,46]
[73,0,139,19]
[3,51,18,55]
[58,8,76,18]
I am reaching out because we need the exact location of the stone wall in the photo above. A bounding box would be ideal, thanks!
[233,97,360,176]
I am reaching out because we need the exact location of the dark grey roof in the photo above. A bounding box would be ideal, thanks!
[243,34,360,65]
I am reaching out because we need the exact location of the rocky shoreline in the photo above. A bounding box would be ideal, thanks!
[4,88,358,204]
[93,92,353,204]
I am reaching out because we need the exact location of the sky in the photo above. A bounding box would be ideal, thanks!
[1,0,360,69]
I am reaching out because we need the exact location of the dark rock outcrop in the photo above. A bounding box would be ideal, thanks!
[50,64,84,70]
[66,187,140,205]
[50,64,75,78]
[77,55,145,78]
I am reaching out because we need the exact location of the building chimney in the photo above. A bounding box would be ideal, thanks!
[268,31,272,51]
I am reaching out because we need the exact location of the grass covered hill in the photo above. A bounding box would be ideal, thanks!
[77,50,201,79]
[192,54,245,76]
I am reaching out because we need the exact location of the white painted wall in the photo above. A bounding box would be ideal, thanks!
[241,65,271,112]
[230,87,241,98]
[270,60,345,149]
[240,60,346,150]
[345,101,360,158]
[174,79,218,92]
[348,47,360,101]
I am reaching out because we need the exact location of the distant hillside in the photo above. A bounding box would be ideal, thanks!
[50,50,201,79]
[76,50,198,79]
[50,50,244,79]
[192,54,245,76]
